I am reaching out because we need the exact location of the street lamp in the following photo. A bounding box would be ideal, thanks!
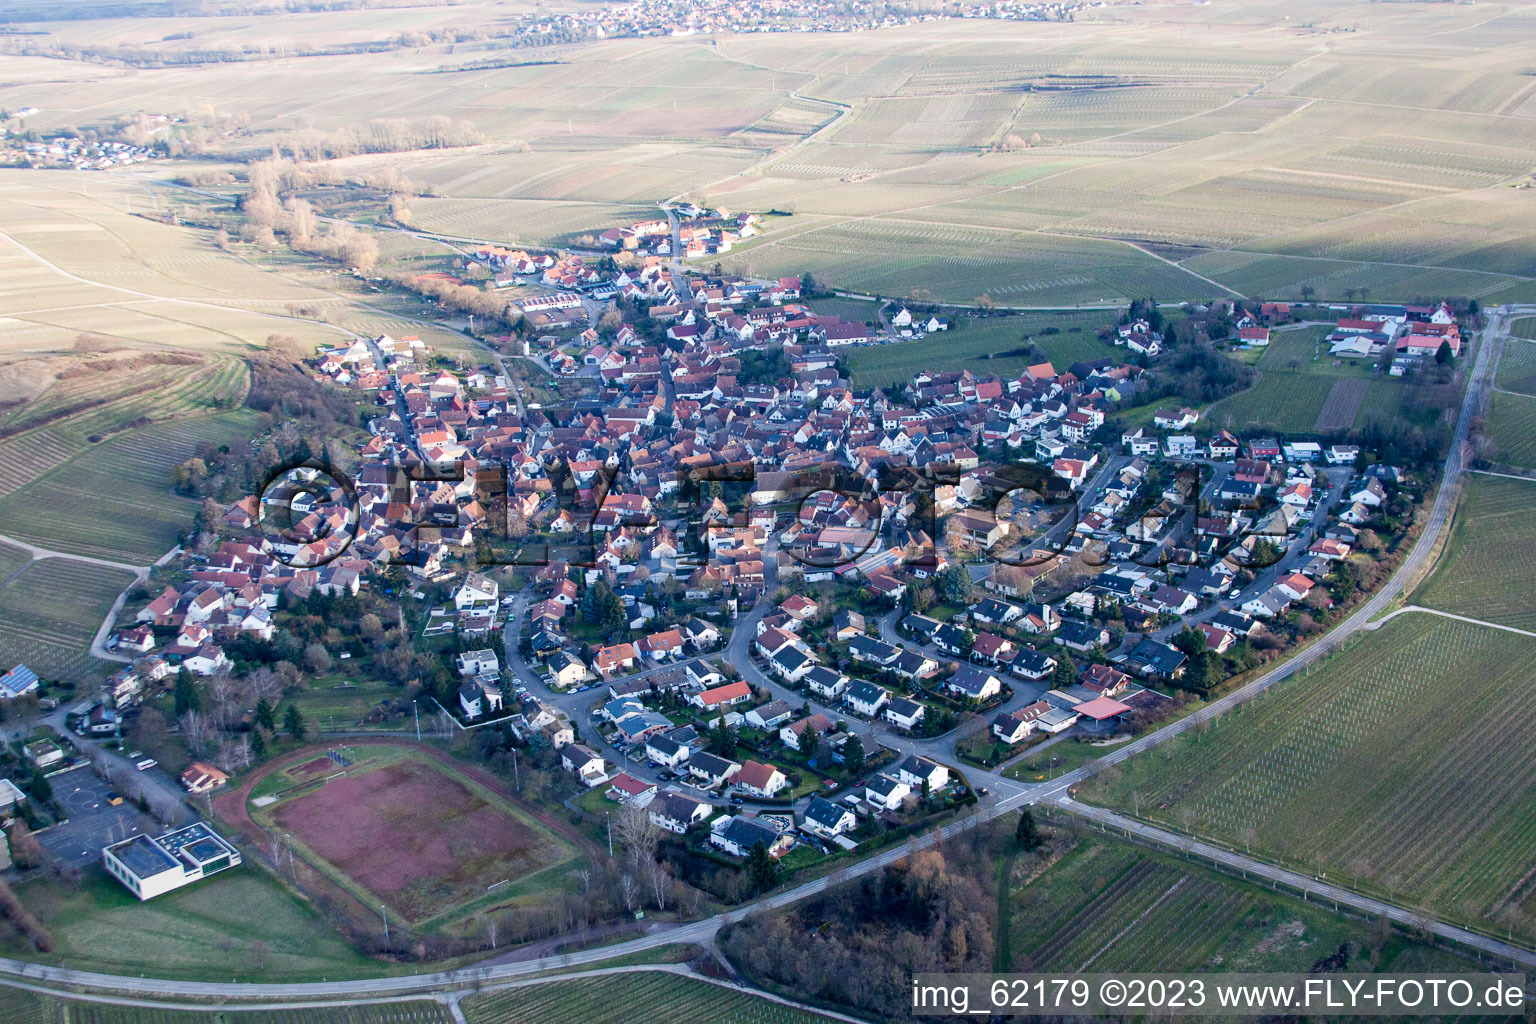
[380,904,389,945]
[605,810,613,857]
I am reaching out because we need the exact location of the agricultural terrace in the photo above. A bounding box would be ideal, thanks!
[1485,391,1536,470]
[1415,475,1536,632]
[845,311,1108,389]
[1082,615,1536,944]
[462,971,842,1024]
[0,358,249,504]
[1494,340,1536,397]
[249,745,580,927]
[0,984,448,1024]
[1,863,381,982]
[0,411,259,562]
[0,352,245,438]
[0,559,135,684]
[1005,835,1474,974]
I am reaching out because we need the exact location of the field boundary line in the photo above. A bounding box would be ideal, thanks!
[463,963,879,1024]
[0,975,452,1015]
[1469,468,1536,482]
[1060,799,1536,970]
[0,533,149,575]
[1363,604,1536,639]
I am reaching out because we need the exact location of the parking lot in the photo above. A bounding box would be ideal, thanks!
[36,766,159,870]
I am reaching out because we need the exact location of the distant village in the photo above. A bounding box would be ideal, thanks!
[477,0,1093,52]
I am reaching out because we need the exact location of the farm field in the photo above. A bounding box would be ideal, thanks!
[1511,318,1536,341]
[1202,373,1339,435]
[1415,475,1536,632]
[406,196,660,247]
[0,352,246,436]
[253,746,580,926]
[845,312,1109,388]
[0,410,260,562]
[462,971,841,1024]
[1495,340,1536,396]
[3,864,383,981]
[0,353,250,501]
[719,219,1213,307]
[1006,835,1473,974]
[1083,614,1536,943]
[0,989,448,1024]
[1204,333,1413,435]
[1485,391,1536,469]
[0,539,29,582]
[807,295,882,325]
[2,6,1536,305]
[0,558,135,685]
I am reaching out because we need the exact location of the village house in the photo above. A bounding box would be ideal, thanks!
[864,773,912,812]
[732,760,788,799]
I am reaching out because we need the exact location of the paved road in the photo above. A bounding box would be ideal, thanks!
[1019,302,1513,804]
[1062,799,1536,969]
[0,534,181,664]
[0,532,150,575]
[0,308,1522,1001]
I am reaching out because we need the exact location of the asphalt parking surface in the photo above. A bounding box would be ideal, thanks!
[36,766,159,870]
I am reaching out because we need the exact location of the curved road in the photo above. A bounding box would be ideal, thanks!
[0,306,1526,1001]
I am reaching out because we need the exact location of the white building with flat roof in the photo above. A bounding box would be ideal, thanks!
[103,823,241,901]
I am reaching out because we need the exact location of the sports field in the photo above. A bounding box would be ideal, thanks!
[462,972,841,1024]
[257,747,579,925]
[1415,474,1536,632]
[1083,614,1536,943]
[1006,836,1473,974]
[0,558,135,684]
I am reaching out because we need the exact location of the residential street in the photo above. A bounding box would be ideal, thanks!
[0,305,1523,1003]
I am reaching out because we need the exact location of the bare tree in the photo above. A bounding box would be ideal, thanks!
[216,734,252,773]
[613,802,661,872]
[152,793,182,828]
[1239,826,1258,855]
[619,872,639,914]
[647,860,671,911]
[207,672,239,731]
[179,709,215,758]
[246,666,283,706]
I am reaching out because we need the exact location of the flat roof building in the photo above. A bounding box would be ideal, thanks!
[103,822,241,901]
